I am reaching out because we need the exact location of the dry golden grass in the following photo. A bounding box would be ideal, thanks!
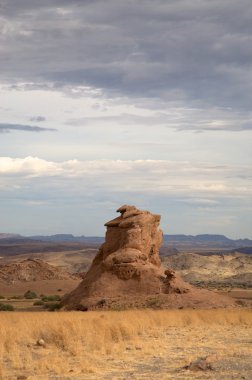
[0,309,252,379]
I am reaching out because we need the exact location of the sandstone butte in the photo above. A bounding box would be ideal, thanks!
[62,205,234,310]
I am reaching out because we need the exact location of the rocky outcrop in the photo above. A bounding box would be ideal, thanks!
[99,204,162,279]
[0,258,78,284]
[63,205,234,310]
[163,252,252,288]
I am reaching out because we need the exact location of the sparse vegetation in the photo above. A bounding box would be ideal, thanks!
[33,300,44,306]
[0,303,14,311]
[0,309,251,379]
[24,290,37,299]
[43,302,62,311]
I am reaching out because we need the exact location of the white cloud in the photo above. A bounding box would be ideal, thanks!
[0,156,251,199]
[0,156,61,175]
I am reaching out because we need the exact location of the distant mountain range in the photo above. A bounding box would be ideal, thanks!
[0,233,252,250]
[163,234,252,247]
[29,234,104,244]
[0,233,103,245]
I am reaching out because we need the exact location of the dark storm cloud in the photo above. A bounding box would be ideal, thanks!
[0,123,56,133]
[1,1,252,116]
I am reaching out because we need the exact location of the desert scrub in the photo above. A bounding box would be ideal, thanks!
[24,290,37,299]
[33,300,44,306]
[0,303,14,311]
[44,302,62,311]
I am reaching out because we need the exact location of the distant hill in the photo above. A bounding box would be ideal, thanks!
[29,234,104,245]
[163,234,252,250]
[233,247,252,255]
[1,232,252,251]
[0,258,79,284]
[163,252,252,287]
[28,233,252,248]
[0,237,36,244]
[0,233,34,244]
[0,233,21,239]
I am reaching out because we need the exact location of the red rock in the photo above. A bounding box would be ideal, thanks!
[62,205,235,310]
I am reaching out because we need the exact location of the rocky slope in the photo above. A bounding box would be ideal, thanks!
[163,252,252,287]
[0,258,79,284]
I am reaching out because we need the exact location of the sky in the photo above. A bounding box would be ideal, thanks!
[0,0,251,238]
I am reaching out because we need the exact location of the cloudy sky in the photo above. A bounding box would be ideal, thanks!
[0,0,251,238]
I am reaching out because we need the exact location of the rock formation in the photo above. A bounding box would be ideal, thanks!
[0,258,79,284]
[63,205,234,309]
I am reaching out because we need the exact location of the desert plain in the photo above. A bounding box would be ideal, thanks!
[0,309,252,380]
[0,206,252,380]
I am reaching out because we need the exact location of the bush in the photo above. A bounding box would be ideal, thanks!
[0,303,14,311]
[24,290,37,299]
[0,295,5,299]
[33,300,44,306]
[43,302,62,311]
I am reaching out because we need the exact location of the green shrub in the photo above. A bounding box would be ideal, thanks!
[0,303,14,311]
[43,302,62,311]
[33,300,44,306]
[24,290,37,299]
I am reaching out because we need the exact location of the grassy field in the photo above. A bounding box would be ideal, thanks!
[0,309,252,379]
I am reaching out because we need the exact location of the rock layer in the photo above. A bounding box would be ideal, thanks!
[101,204,162,279]
[63,205,234,309]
